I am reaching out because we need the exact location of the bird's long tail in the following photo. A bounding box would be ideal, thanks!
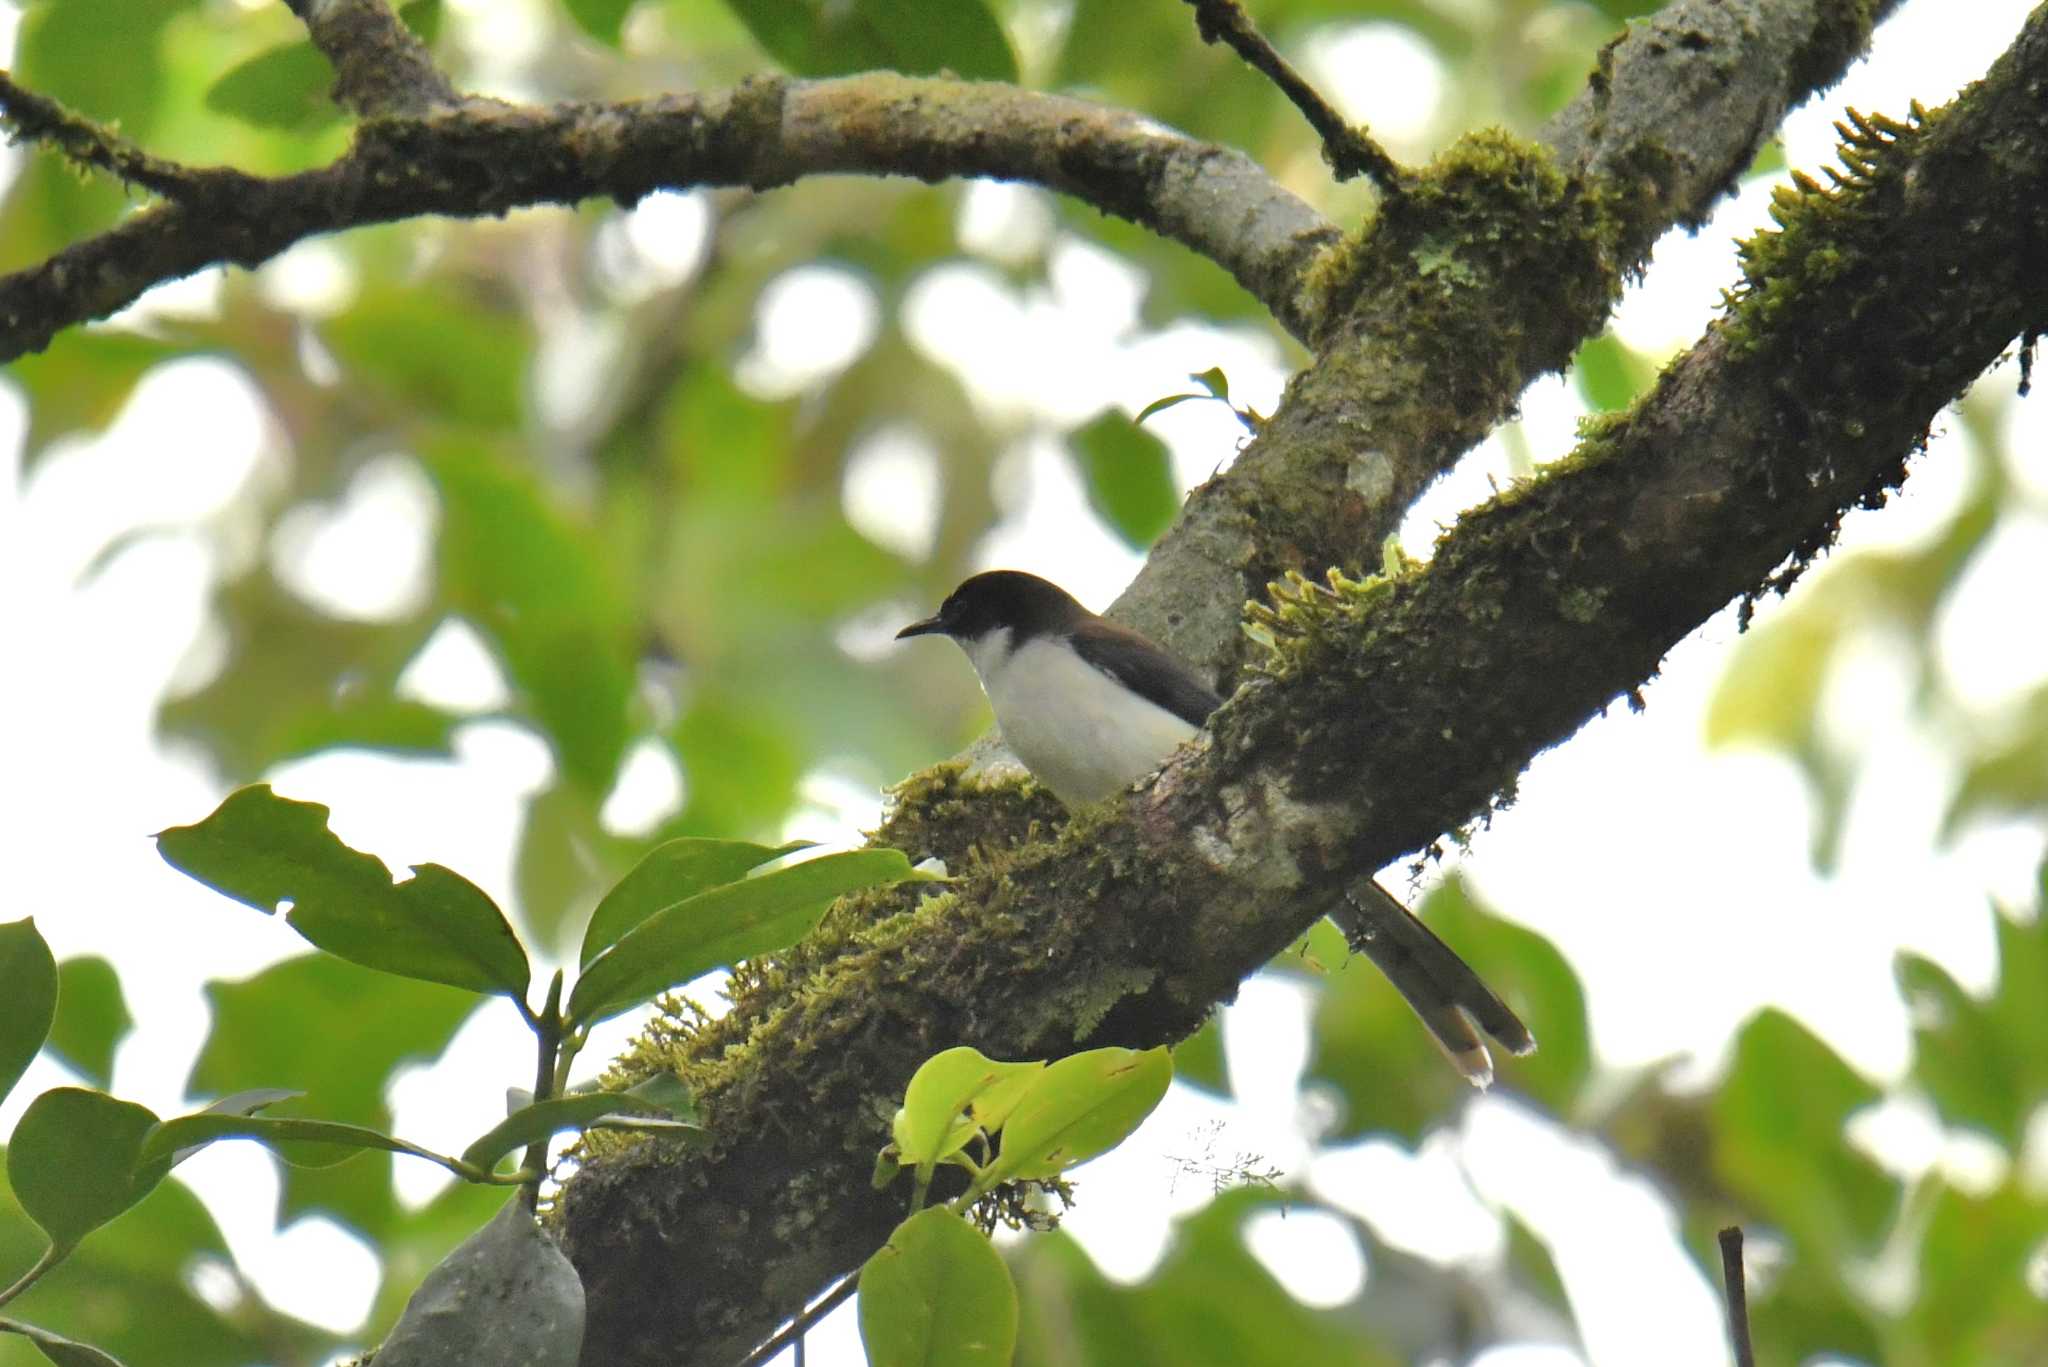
[1332,880,1537,1088]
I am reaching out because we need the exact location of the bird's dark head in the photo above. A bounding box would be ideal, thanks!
[896,570,1090,644]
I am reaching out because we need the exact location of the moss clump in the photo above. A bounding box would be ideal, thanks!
[1242,565,1406,678]
[1721,102,1940,356]
[1305,128,1629,348]
[1556,585,1607,624]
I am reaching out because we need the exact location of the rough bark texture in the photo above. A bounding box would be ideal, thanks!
[0,76,1333,357]
[1114,0,1908,681]
[2,0,2022,1363]
[560,7,2048,1367]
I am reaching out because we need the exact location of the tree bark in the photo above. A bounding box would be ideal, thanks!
[560,6,2048,1366]
[9,1,2033,1364]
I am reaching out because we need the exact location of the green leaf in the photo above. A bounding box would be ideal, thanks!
[980,1046,1171,1188]
[1739,1241,1886,1367]
[1171,1015,1229,1099]
[1068,411,1180,549]
[1901,897,2048,1147]
[158,1087,303,1165]
[1189,367,1229,400]
[567,847,934,1027]
[620,1070,699,1123]
[579,837,811,968]
[1711,1010,1896,1262]
[140,1110,463,1175]
[1133,392,1209,425]
[1571,332,1654,412]
[201,0,437,131]
[1411,878,1590,1110]
[1302,918,1460,1145]
[565,0,637,45]
[5,331,178,462]
[156,785,530,1000]
[669,691,809,837]
[156,568,438,779]
[8,1089,166,1255]
[893,1047,1044,1175]
[458,1092,681,1172]
[1012,1188,1389,1367]
[725,0,1017,81]
[323,286,532,430]
[401,0,445,43]
[15,0,188,141]
[204,39,339,132]
[0,1143,329,1366]
[858,1208,1017,1367]
[426,442,635,794]
[1944,684,2048,837]
[46,958,131,1092]
[0,920,58,1107]
[1704,605,1840,752]
[274,698,462,766]
[1902,1180,2048,1360]
[0,1318,125,1367]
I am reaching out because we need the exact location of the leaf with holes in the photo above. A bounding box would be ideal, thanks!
[157,785,529,1000]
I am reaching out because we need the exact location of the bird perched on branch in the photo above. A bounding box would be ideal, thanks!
[898,568,1534,1085]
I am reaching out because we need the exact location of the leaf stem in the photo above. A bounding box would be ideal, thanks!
[0,1245,60,1312]
[520,971,567,1208]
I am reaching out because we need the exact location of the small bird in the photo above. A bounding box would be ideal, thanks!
[898,569,1534,1086]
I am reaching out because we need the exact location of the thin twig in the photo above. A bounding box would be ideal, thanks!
[0,72,254,202]
[1182,0,1408,192]
[1717,1226,1755,1367]
[733,1275,857,1367]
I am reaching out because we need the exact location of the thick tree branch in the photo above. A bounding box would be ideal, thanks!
[0,0,1901,376]
[0,75,1335,359]
[0,73,258,202]
[558,9,2048,1363]
[1113,0,1908,680]
[282,0,458,115]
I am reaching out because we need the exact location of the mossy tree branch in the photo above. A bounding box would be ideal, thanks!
[557,9,2048,1365]
[282,0,459,115]
[1113,0,1908,679]
[0,0,1973,1361]
[0,75,1336,358]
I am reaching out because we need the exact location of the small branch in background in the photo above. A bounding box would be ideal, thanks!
[0,72,256,202]
[733,1275,857,1367]
[282,0,460,115]
[1181,0,1408,192]
[1717,1226,1756,1367]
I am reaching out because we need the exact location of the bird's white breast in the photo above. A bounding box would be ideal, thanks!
[967,632,1199,806]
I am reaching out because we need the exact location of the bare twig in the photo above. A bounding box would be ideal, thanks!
[732,1275,856,1367]
[282,0,460,115]
[1717,1226,1755,1367]
[1182,0,1408,191]
[0,72,258,203]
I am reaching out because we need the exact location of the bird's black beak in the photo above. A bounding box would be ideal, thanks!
[895,615,946,640]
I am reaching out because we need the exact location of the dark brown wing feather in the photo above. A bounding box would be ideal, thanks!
[1066,620,1223,728]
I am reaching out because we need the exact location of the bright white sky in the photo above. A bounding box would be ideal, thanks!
[0,1,2044,1364]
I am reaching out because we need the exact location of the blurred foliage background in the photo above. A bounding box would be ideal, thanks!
[2,0,2045,1364]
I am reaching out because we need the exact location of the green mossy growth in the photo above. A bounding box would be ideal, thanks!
[1721,102,1941,357]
